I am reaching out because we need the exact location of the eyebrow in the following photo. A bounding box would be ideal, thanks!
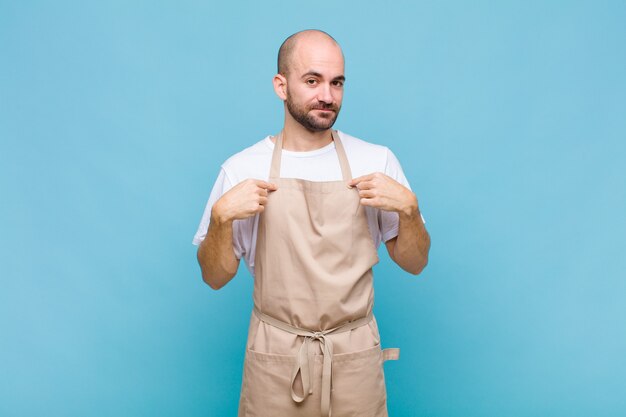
[301,71,346,82]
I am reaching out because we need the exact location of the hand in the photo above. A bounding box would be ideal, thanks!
[348,172,418,217]
[212,179,278,223]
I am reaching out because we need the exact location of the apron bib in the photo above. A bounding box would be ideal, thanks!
[238,130,399,417]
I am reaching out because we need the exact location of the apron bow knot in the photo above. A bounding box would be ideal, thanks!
[254,307,372,417]
[311,331,324,340]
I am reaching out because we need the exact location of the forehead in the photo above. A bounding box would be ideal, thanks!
[290,37,344,77]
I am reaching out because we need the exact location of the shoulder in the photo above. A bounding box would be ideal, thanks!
[337,130,390,154]
[337,130,398,176]
[220,136,273,184]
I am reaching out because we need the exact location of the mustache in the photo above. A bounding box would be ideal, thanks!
[310,103,338,111]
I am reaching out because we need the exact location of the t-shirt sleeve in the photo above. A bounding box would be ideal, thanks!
[191,168,245,260]
[379,147,426,243]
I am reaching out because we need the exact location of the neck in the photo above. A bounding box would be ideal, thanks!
[275,114,334,152]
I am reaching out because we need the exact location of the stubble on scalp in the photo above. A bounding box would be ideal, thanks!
[277,29,341,76]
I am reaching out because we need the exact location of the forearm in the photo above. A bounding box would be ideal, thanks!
[394,201,431,275]
[196,209,239,290]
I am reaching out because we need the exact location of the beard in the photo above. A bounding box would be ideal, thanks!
[286,90,341,132]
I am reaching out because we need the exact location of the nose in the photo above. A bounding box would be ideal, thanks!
[317,83,333,104]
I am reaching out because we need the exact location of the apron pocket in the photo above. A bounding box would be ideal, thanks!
[240,345,389,417]
[330,344,388,416]
[240,349,318,417]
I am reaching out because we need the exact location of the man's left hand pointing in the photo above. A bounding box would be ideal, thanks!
[348,172,419,217]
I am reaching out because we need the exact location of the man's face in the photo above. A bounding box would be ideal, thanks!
[284,38,345,132]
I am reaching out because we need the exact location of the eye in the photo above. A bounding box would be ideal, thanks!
[306,79,317,85]
[332,80,344,87]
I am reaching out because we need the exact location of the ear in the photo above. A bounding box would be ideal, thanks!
[272,73,288,101]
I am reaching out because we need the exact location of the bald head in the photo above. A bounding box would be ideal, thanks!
[277,30,343,76]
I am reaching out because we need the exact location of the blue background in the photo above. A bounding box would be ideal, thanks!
[1,1,625,416]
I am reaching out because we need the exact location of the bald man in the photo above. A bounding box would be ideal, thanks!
[193,30,430,417]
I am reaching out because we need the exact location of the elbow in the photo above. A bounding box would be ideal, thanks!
[197,250,237,290]
[415,257,429,276]
[202,271,221,290]
[209,284,223,291]
[405,244,430,276]
[406,255,428,276]
[201,269,235,290]
[409,234,431,276]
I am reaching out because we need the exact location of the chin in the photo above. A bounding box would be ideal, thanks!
[313,122,336,131]
[312,116,338,127]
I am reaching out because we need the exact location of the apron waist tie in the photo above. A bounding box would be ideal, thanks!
[253,307,374,417]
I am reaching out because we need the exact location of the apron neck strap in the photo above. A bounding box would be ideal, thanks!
[270,130,352,182]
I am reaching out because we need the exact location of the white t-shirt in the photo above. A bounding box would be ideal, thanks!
[192,130,425,275]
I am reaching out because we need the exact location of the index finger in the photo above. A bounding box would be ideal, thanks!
[253,180,278,191]
[348,173,375,187]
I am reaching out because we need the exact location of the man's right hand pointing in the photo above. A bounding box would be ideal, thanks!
[211,179,278,224]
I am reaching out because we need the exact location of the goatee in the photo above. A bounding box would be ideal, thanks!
[286,93,341,132]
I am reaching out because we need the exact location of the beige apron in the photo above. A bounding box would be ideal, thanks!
[238,130,399,417]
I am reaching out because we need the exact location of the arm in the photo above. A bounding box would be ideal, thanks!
[197,210,240,290]
[349,172,430,275]
[197,179,277,289]
[384,200,430,275]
